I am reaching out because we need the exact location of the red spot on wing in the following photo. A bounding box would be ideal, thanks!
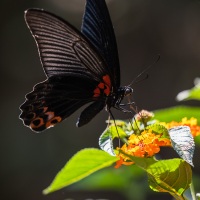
[46,116,62,128]
[44,111,62,128]
[30,117,45,130]
[104,85,110,96]
[93,87,101,97]
[103,75,111,88]
[29,108,62,131]
[98,82,105,89]
[93,75,111,97]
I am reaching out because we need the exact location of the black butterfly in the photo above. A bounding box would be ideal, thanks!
[20,0,133,132]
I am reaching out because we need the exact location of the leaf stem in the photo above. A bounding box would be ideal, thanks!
[190,180,196,200]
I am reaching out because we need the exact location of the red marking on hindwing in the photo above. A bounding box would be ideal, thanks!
[30,117,44,129]
[93,75,111,97]
[44,110,62,128]
[46,116,62,128]
[29,107,62,131]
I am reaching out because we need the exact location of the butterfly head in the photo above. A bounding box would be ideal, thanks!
[117,86,133,98]
[124,86,133,97]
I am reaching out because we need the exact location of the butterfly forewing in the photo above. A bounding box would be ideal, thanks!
[25,9,109,81]
[82,0,120,89]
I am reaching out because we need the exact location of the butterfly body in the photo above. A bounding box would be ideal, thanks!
[20,0,133,132]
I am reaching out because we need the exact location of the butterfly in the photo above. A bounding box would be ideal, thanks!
[19,0,133,132]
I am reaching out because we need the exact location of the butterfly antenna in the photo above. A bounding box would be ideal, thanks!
[127,54,160,87]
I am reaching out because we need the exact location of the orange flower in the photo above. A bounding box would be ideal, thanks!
[115,156,134,168]
[115,130,170,168]
[161,117,200,137]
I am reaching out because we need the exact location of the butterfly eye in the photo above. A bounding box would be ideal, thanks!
[125,87,133,96]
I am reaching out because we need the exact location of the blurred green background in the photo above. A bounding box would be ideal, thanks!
[1,0,200,199]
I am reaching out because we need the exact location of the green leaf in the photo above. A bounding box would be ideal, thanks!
[99,125,127,156]
[176,78,200,101]
[99,127,115,156]
[146,123,169,138]
[154,106,200,123]
[43,148,118,194]
[169,126,195,166]
[147,159,192,200]
[119,153,192,200]
[194,135,200,146]
[74,166,148,200]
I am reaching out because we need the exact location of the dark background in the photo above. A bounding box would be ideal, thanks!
[1,0,200,199]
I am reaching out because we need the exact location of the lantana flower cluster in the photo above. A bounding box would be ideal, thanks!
[115,130,170,168]
[115,111,200,168]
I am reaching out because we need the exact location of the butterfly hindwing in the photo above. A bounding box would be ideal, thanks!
[20,76,101,132]
[76,101,105,127]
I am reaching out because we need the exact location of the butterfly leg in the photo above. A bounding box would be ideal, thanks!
[120,101,135,106]
[114,104,133,113]
[107,109,121,147]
